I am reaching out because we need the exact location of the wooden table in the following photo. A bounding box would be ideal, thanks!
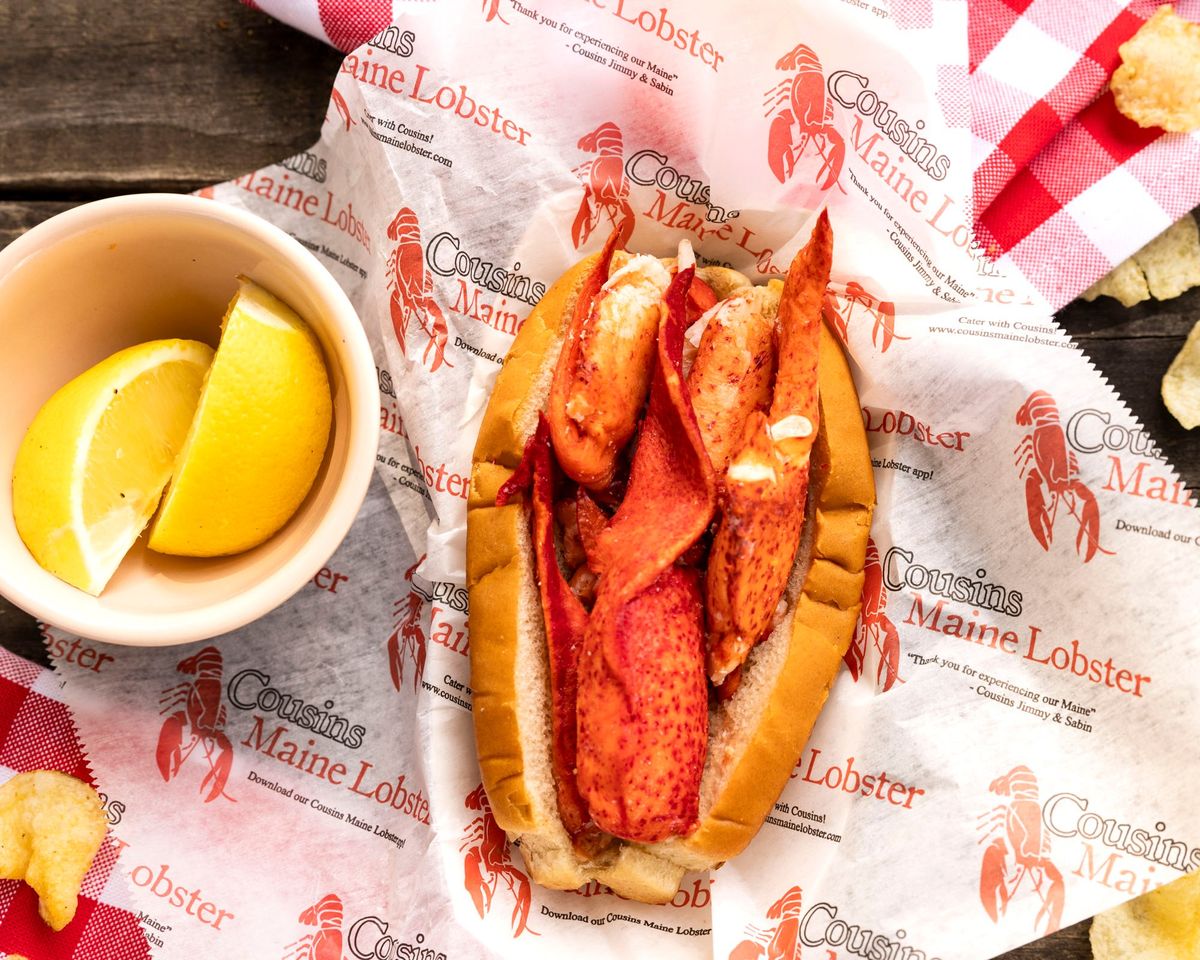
[2,2,1196,957]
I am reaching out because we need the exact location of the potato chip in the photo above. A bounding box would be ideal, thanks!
[1162,318,1200,428]
[0,770,107,931]
[1082,213,1200,307]
[1112,5,1200,132]
[1082,256,1151,307]
[1135,213,1200,300]
[1091,870,1200,959]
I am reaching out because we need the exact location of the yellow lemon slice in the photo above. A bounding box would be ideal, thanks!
[148,278,333,557]
[12,339,214,595]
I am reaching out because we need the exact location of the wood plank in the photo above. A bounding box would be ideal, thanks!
[0,0,343,196]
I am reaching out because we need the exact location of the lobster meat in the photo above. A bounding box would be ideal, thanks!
[764,44,846,191]
[548,233,671,489]
[1014,391,1109,563]
[706,212,832,685]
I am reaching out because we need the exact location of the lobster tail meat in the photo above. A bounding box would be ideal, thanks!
[548,230,671,489]
[706,211,832,684]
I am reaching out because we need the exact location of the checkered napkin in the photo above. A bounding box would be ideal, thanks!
[971,0,1200,308]
[0,647,150,960]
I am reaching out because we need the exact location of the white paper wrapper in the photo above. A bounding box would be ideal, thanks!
[46,2,1200,959]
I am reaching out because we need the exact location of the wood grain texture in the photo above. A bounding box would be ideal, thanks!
[2,3,1197,958]
[0,0,342,197]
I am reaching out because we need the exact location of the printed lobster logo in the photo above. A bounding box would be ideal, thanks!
[844,539,901,692]
[327,87,355,132]
[1014,391,1110,563]
[764,44,845,191]
[978,766,1065,937]
[730,885,804,960]
[823,281,907,353]
[282,893,344,960]
[386,207,453,373]
[156,646,235,803]
[571,122,635,250]
[481,0,509,23]
[386,556,429,692]
[461,784,535,937]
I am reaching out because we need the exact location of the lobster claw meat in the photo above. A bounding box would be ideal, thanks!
[686,289,778,473]
[706,212,832,685]
[548,230,672,490]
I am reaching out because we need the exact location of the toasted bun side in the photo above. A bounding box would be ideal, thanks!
[468,252,874,902]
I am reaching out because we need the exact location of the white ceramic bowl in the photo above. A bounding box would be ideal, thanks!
[0,194,379,645]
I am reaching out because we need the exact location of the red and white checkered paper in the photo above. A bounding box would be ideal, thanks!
[245,0,1200,309]
[0,646,150,960]
[971,0,1200,308]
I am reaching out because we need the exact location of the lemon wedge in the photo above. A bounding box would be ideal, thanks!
[12,339,214,595]
[148,278,333,557]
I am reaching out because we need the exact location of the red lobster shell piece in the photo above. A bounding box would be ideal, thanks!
[497,418,606,856]
[706,212,832,685]
[548,231,671,490]
[573,268,715,843]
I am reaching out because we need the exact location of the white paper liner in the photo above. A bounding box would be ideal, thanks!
[45,3,1200,959]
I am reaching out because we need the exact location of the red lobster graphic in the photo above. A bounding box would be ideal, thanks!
[765,44,846,191]
[844,539,900,693]
[481,0,509,23]
[978,766,1065,937]
[386,208,453,372]
[1014,391,1110,563]
[327,88,355,131]
[282,893,343,960]
[823,282,907,353]
[386,556,428,693]
[461,785,535,937]
[156,646,235,804]
[571,122,635,250]
[730,885,804,960]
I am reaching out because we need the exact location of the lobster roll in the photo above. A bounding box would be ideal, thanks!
[467,211,875,903]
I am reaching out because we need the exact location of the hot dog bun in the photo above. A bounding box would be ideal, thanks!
[467,252,875,903]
